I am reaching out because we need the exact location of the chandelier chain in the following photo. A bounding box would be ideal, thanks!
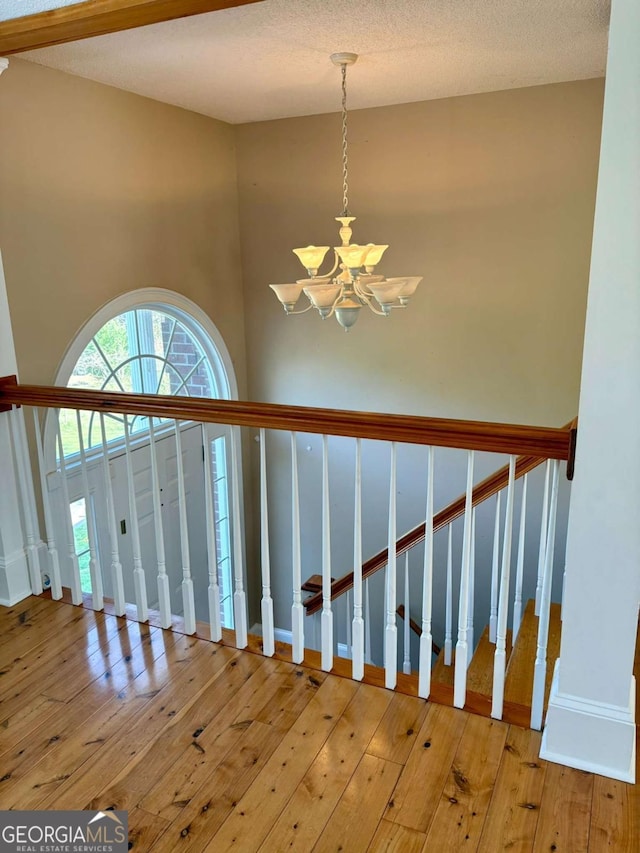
[341,62,349,217]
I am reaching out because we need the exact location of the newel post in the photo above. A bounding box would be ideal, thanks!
[0,242,33,605]
[541,0,639,782]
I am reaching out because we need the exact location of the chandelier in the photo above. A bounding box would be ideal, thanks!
[269,53,422,331]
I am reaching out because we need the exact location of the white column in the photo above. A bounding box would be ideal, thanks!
[0,250,31,605]
[541,0,640,783]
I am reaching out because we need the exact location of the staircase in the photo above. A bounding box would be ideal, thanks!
[431,599,562,713]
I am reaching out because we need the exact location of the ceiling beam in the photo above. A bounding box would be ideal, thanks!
[0,0,264,55]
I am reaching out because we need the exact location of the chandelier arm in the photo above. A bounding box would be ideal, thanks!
[353,278,373,297]
[315,250,340,280]
[353,287,388,316]
[287,304,315,316]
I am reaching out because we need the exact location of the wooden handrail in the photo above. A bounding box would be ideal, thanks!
[0,0,263,56]
[304,452,548,614]
[304,418,576,616]
[0,376,573,458]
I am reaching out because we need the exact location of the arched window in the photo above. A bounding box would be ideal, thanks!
[48,290,238,628]
[57,294,235,456]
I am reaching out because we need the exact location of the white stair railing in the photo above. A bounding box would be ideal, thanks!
[535,460,551,615]
[453,450,475,708]
[418,445,435,696]
[123,413,149,623]
[55,414,82,605]
[402,552,411,675]
[444,523,453,666]
[513,472,528,640]
[173,418,195,634]
[489,490,502,643]
[229,425,248,648]
[203,422,222,643]
[352,438,364,680]
[491,455,517,720]
[259,427,275,656]
[364,576,372,666]
[531,459,561,730]
[467,506,476,668]
[148,417,171,629]
[321,434,333,672]
[290,431,304,663]
[3,381,573,735]
[384,442,398,690]
[76,410,103,611]
[32,408,62,600]
[99,412,126,618]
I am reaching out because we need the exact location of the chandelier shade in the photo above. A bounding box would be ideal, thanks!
[269,52,422,331]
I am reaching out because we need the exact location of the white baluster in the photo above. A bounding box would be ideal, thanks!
[467,507,476,668]
[403,552,411,675]
[352,438,364,680]
[531,460,561,730]
[444,523,453,665]
[364,576,372,666]
[76,410,103,610]
[345,590,351,658]
[321,434,333,671]
[55,413,82,605]
[99,413,126,616]
[535,460,551,615]
[454,450,475,708]
[148,417,171,628]
[418,445,435,696]
[202,423,221,642]
[229,425,248,647]
[10,408,42,594]
[290,431,304,663]
[491,455,517,720]
[32,408,62,599]
[259,427,274,656]
[489,491,502,644]
[384,442,398,690]
[123,414,149,623]
[513,472,528,641]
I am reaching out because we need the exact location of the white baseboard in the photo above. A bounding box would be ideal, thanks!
[250,623,351,659]
[540,659,636,783]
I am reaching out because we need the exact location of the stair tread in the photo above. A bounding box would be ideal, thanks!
[431,626,512,695]
[431,646,455,688]
[504,598,562,708]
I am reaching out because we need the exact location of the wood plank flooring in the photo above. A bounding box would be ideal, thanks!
[0,596,636,852]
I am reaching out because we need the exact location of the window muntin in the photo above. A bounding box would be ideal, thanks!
[60,308,215,456]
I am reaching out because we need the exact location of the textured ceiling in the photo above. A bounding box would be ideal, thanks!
[15,0,611,124]
[0,0,87,20]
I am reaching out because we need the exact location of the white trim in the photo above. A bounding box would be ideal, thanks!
[0,548,32,606]
[0,59,8,77]
[540,660,637,783]
[250,623,350,660]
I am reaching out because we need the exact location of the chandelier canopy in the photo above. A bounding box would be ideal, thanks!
[269,53,422,331]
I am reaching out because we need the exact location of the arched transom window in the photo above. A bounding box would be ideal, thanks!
[60,304,228,455]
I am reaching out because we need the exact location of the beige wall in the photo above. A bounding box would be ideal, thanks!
[236,78,604,427]
[0,58,247,394]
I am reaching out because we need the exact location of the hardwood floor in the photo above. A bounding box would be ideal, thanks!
[0,596,637,852]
